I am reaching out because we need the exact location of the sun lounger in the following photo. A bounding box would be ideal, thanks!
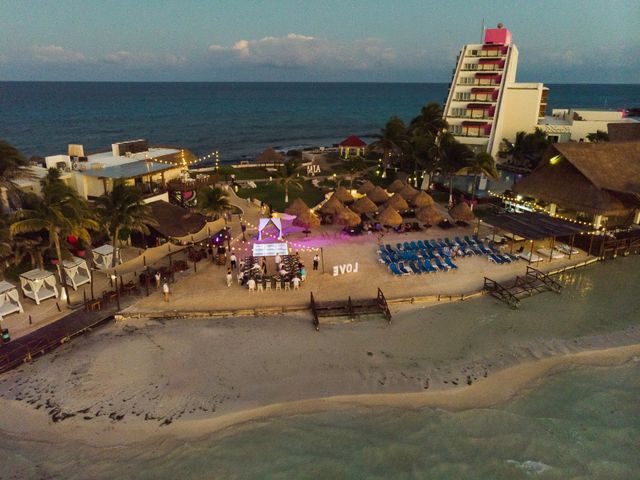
[417,240,426,250]
[537,248,565,259]
[464,235,476,245]
[504,253,520,262]
[488,253,505,264]
[389,263,404,276]
[398,262,411,275]
[444,257,458,269]
[433,258,448,272]
[410,241,418,250]
[408,261,422,275]
[421,260,436,273]
[444,237,454,246]
[455,236,466,246]
[518,251,543,262]
[556,243,579,255]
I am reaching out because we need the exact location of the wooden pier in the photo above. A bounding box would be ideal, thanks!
[484,266,563,309]
[310,288,392,330]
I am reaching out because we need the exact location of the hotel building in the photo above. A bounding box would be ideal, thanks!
[443,24,548,159]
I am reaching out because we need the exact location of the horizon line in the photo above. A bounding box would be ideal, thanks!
[1,80,639,85]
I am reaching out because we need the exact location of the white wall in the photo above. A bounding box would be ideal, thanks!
[494,84,544,156]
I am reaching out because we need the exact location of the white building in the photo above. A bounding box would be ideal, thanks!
[20,140,186,203]
[538,109,639,143]
[443,24,548,159]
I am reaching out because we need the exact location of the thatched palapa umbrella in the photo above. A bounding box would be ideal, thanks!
[449,202,475,222]
[320,196,344,215]
[367,186,390,204]
[293,209,320,229]
[399,184,418,200]
[351,196,378,214]
[385,193,409,211]
[285,197,310,216]
[357,180,375,195]
[333,186,354,203]
[336,206,361,227]
[377,206,403,227]
[387,179,406,193]
[411,190,434,208]
[416,205,444,225]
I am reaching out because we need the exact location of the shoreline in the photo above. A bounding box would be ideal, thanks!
[1,323,639,449]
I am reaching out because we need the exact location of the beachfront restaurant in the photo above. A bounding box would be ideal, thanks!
[512,142,640,229]
[131,200,207,248]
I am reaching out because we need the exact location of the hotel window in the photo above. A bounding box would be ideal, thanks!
[463,63,477,70]
[450,125,463,134]
[455,92,471,101]
[451,108,467,117]
[459,77,476,85]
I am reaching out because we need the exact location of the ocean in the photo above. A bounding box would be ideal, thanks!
[2,256,640,479]
[2,82,639,163]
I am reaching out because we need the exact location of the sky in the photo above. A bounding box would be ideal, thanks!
[1,0,638,83]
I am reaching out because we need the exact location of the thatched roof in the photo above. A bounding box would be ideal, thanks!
[483,211,591,240]
[387,179,406,193]
[449,202,475,222]
[293,209,320,229]
[385,193,409,211]
[351,196,378,214]
[412,190,434,208]
[336,206,361,227]
[256,147,285,165]
[513,148,640,216]
[357,180,375,194]
[333,186,354,203]
[398,184,419,200]
[367,186,390,203]
[147,201,206,238]
[319,196,344,215]
[285,197,310,216]
[377,206,403,226]
[416,206,444,225]
[547,142,640,194]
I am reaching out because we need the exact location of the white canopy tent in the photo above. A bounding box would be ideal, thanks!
[92,245,121,270]
[59,256,91,290]
[19,269,59,305]
[0,281,23,322]
[257,218,284,241]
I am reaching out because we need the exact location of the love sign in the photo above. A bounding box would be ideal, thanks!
[332,262,359,276]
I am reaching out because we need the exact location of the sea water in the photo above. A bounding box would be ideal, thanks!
[2,257,639,479]
[2,82,639,161]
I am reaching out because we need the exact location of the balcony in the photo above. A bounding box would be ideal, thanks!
[457,79,500,87]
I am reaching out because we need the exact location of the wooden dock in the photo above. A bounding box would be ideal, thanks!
[310,288,392,330]
[484,266,563,309]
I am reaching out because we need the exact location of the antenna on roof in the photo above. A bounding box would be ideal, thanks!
[481,18,485,43]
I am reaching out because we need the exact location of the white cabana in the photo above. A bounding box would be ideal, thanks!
[59,256,91,290]
[0,281,23,322]
[257,218,283,241]
[92,244,121,270]
[19,269,59,305]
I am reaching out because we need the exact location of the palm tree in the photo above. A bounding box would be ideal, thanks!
[343,156,366,189]
[11,169,98,304]
[370,116,406,176]
[456,152,499,209]
[197,186,232,219]
[586,130,609,143]
[438,136,475,206]
[501,131,527,166]
[0,140,35,212]
[0,214,13,280]
[95,181,157,267]
[277,160,303,204]
[409,102,448,138]
[12,235,48,271]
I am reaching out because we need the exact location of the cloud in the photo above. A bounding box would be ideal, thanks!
[208,33,396,70]
[31,45,88,63]
[104,50,187,67]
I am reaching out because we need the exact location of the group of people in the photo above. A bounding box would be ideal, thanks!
[224,251,321,290]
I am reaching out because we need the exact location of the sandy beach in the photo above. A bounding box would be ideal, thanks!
[1,256,639,457]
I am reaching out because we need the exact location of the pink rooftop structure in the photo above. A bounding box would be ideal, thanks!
[338,135,367,159]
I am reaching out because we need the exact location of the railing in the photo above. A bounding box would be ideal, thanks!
[167,176,217,192]
[525,266,563,293]
[483,277,520,308]
[377,288,392,324]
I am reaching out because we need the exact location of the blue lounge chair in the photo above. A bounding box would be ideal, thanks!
[389,263,403,276]
[454,236,466,247]
[433,257,447,272]
[417,240,426,249]
[404,242,412,251]
[408,261,422,275]
[429,239,438,249]
[398,263,411,275]
[488,253,504,264]
[410,241,418,250]
[504,253,519,262]
[444,237,454,246]
[422,260,436,273]
[444,257,458,269]
[464,235,477,246]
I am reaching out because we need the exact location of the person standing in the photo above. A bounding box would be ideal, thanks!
[154,271,161,288]
[261,257,267,274]
[230,251,237,269]
[226,268,233,287]
[274,253,281,270]
[162,282,170,302]
[312,254,319,271]
[240,221,247,242]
